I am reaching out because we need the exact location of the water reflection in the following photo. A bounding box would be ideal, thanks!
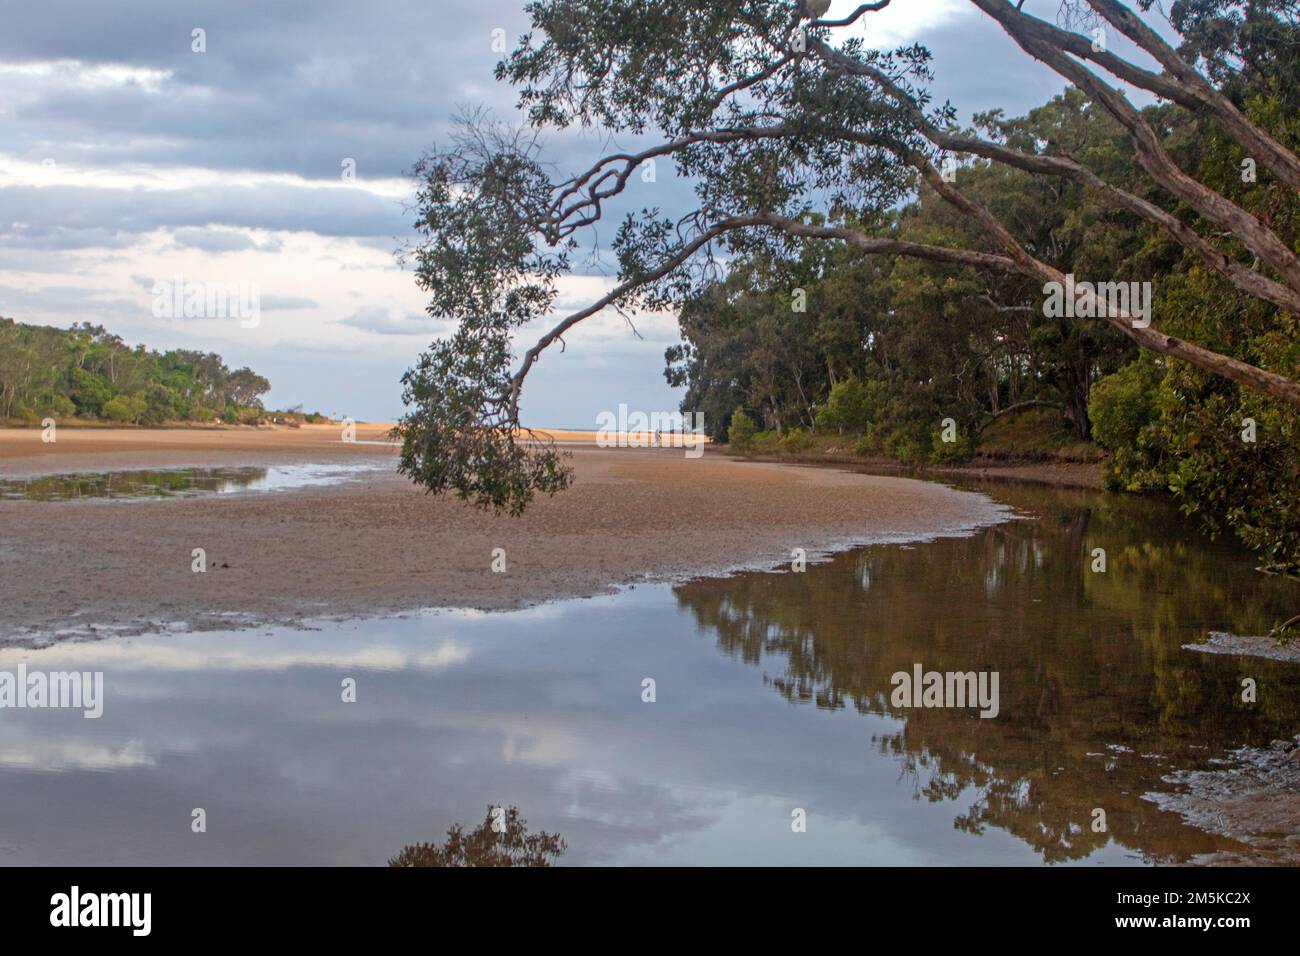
[0,481,1295,865]
[0,462,388,500]
[389,806,565,867]
[672,482,1300,863]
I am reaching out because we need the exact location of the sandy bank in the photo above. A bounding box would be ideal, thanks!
[0,426,1009,643]
[734,450,1104,490]
[1183,630,1300,663]
[0,421,394,475]
[1146,735,1300,865]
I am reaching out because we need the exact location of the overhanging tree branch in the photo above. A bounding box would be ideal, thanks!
[972,0,1300,294]
[400,0,1300,511]
[1085,0,1300,191]
[808,29,1300,314]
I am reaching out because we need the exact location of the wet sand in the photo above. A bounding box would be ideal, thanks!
[0,425,1009,643]
[1184,630,1300,663]
[1146,735,1300,866]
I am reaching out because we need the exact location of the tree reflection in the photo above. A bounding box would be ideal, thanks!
[389,806,565,867]
[673,482,1300,863]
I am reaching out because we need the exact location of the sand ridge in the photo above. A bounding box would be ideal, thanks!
[0,426,1010,643]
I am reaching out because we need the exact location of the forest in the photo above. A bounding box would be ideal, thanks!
[0,318,271,426]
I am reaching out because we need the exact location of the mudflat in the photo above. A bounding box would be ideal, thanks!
[0,425,1008,643]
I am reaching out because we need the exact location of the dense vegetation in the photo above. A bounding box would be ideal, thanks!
[0,318,271,425]
[667,2,1300,574]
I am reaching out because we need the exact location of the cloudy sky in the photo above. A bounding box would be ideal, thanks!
[0,0,1112,425]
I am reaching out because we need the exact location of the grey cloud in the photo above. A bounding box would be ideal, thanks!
[0,282,140,320]
[0,180,410,240]
[0,247,106,274]
[262,294,317,311]
[0,0,533,179]
[338,306,442,336]
[0,1,1090,193]
[170,226,283,254]
[0,224,140,251]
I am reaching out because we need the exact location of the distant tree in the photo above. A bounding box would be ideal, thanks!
[226,368,271,408]
[0,318,273,425]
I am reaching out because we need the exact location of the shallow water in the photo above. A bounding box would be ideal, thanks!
[0,462,389,500]
[0,478,1296,865]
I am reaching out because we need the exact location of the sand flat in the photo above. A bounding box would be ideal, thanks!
[0,426,1008,642]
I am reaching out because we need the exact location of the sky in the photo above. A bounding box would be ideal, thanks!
[0,0,1132,427]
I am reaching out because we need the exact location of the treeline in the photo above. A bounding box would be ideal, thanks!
[667,4,1299,572]
[0,319,271,425]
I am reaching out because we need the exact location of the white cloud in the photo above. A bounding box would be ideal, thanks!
[0,639,469,673]
[827,0,969,47]
[0,59,173,94]
[339,306,444,337]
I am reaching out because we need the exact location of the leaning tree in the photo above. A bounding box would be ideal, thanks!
[396,0,1300,513]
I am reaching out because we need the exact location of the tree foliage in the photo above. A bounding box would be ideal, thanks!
[0,319,270,425]
[395,114,575,514]
[401,0,1300,558]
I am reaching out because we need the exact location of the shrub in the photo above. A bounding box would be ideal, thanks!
[102,395,134,422]
[883,422,932,465]
[69,367,113,417]
[139,384,178,425]
[1089,362,1158,452]
[816,377,883,434]
[727,407,758,450]
[851,434,877,457]
[1088,361,1164,490]
[780,426,813,453]
[930,430,973,463]
[38,394,76,418]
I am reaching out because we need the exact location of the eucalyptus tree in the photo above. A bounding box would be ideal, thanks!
[398,0,1300,512]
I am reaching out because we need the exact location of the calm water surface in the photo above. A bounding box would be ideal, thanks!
[0,462,388,500]
[1,479,1297,865]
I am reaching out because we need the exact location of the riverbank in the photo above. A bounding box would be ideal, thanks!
[727,448,1105,490]
[728,442,1102,494]
[1147,735,1300,866]
[0,426,1010,644]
